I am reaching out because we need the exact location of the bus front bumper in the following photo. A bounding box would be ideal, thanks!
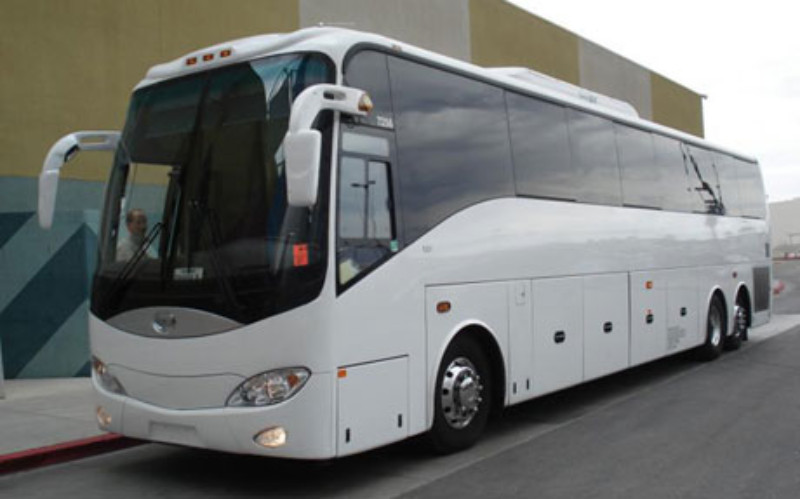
[93,371,335,459]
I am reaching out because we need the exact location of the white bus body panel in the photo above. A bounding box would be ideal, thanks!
[336,356,409,456]
[425,282,509,409]
[583,274,630,381]
[531,277,584,397]
[509,280,534,404]
[90,296,340,459]
[665,270,700,352]
[93,372,335,458]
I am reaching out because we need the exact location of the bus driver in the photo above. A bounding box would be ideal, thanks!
[116,208,148,261]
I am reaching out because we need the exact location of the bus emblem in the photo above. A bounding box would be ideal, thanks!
[152,311,177,335]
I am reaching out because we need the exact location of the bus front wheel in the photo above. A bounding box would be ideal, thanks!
[429,336,492,453]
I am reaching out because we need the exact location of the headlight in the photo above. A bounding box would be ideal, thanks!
[92,356,126,395]
[227,367,310,407]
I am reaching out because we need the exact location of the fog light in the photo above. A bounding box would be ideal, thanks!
[254,427,287,448]
[96,406,112,428]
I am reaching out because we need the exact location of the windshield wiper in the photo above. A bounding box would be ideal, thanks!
[189,200,246,317]
[105,221,163,307]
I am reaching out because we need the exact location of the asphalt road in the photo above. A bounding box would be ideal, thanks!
[2,263,799,498]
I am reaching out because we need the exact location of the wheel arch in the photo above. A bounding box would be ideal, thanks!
[734,283,753,327]
[704,286,729,330]
[431,321,507,425]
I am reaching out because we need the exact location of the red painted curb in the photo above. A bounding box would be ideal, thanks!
[0,433,143,476]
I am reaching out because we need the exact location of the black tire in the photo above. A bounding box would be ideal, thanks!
[726,296,749,349]
[698,295,725,361]
[429,336,492,454]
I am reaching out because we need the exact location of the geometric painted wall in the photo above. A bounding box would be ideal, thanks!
[0,177,103,378]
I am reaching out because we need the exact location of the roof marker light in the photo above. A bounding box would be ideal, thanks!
[203,53,214,62]
[186,57,198,66]
[220,49,232,58]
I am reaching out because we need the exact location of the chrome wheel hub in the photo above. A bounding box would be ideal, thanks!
[440,357,483,429]
[734,305,748,337]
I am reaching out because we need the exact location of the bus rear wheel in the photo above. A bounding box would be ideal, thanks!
[726,296,749,350]
[429,336,492,453]
[698,295,725,361]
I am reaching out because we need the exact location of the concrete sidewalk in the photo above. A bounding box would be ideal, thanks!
[0,377,142,475]
[1,314,799,474]
[0,378,102,456]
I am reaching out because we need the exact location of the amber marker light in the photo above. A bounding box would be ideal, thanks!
[646,280,654,290]
[96,406,112,428]
[203,53,214,62]
[186,57,198,66]
[436,301,452,314]
[220,48,232,58]
[358,93,374,113]
[337,369,347,379]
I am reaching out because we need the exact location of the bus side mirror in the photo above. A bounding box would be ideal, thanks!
[284,84,372,207]
[39,131,120,229]
[284,130,322,207]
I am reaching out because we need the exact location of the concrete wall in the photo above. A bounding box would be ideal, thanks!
[579,40,653,120]
[300,0,471,62]
[770,198,800,252]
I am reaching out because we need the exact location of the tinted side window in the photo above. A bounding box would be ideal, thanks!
[737,159,767,219]
[567,110,622,205]
[388,56,514,243]
[615,124,660,208]
[714,153,742,217]
[652,134,691,212]
[344,51,394,128]
[685,145,723,214]
[337,157,396,285]
[506,93,575,200]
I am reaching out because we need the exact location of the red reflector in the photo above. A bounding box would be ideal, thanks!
[203,53,214,62]
[293,244,309,267]
[186,57,197,66]
[220,49,232,58]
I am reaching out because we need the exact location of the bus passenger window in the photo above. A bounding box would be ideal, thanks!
[337,157,396,286]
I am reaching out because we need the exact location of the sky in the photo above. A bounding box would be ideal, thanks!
[508,0,800,203]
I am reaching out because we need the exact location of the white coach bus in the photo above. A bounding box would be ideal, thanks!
[39,27,770,459]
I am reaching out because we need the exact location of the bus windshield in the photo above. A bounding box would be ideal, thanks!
[91,53,334,326]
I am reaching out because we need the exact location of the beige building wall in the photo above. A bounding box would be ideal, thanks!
[299,0,471,62]
[651,73,704,138]
[0,0,298,182]
[0,0,708,184]
[469,0,580,84]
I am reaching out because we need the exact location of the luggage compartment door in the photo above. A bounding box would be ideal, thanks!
[337,356,408,456]
[583,274,630,380]
[532,277,584,397]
